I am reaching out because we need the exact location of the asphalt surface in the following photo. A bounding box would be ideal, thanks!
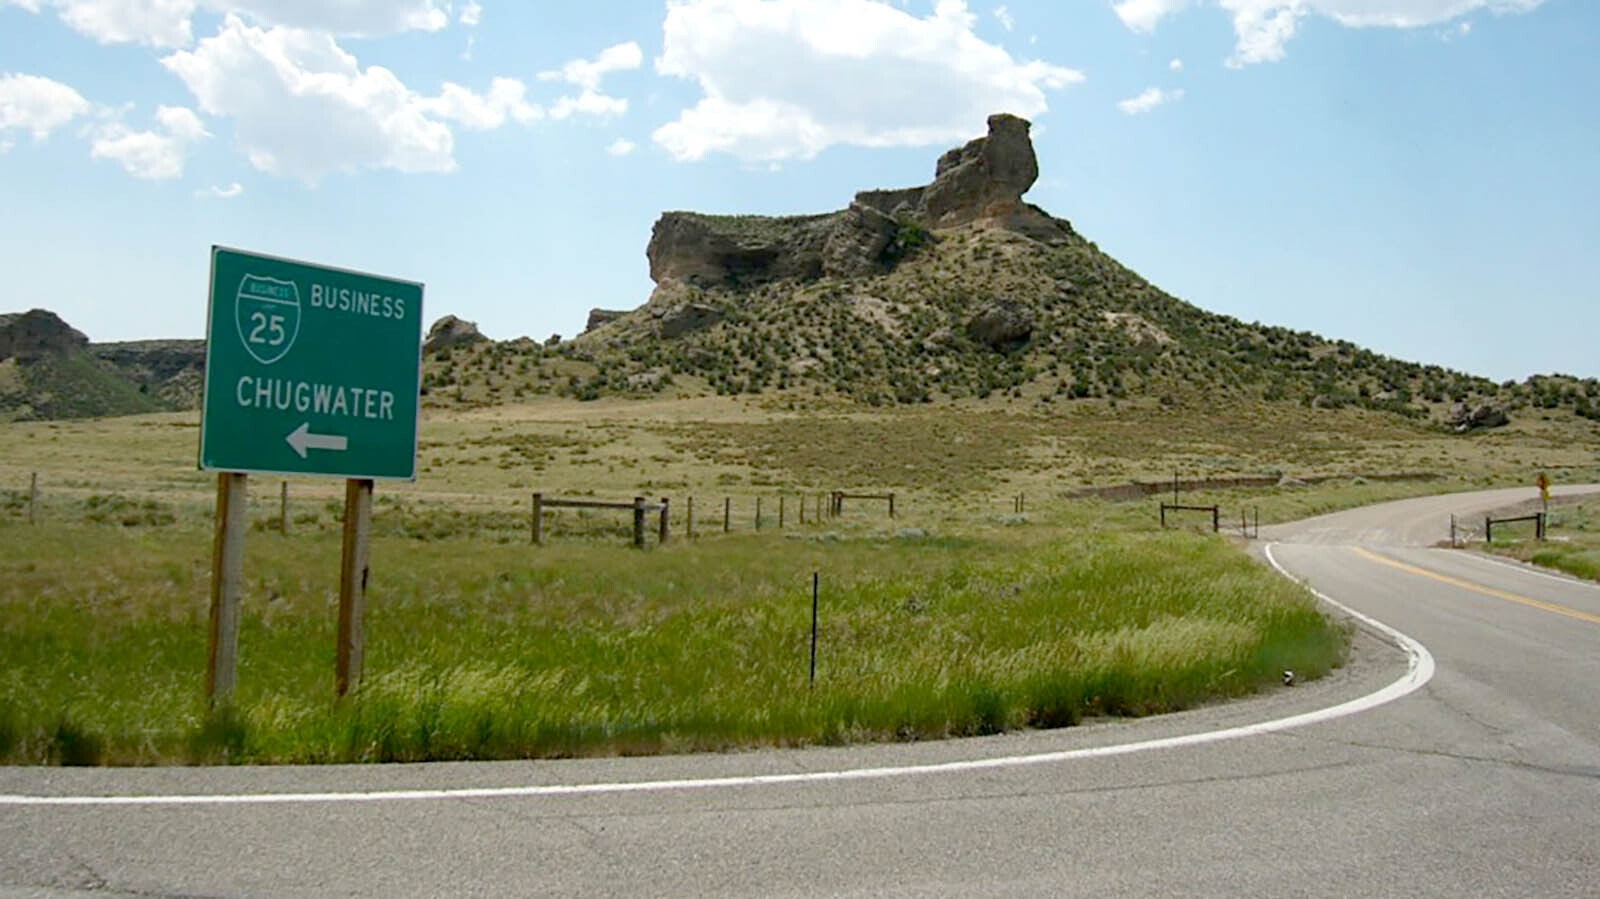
[3,487,1598,897]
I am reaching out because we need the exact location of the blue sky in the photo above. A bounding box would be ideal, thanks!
[1,0,1594,382]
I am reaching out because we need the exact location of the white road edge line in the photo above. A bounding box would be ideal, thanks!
[1448,549,1600,591]
[0,543,1435,808]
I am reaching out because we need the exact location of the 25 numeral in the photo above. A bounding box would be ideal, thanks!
[248,311,286,346]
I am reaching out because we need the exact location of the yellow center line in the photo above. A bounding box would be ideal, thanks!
[1351,547,1600,626]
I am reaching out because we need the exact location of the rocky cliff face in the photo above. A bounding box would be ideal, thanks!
[91,339,206,408]
[923,113,1039,227]
[0,309,89,361]
[635,114,1066,303]
[423,315,489,355]
[0,311,186,420]
[91,340,205,380]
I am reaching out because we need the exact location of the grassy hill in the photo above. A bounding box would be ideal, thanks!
[420,220,1599,431]
[0,345,172,422]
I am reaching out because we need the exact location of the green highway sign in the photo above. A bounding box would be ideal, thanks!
[199,246,424,480]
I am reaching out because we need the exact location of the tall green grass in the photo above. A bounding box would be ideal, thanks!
[0,510,1346,765]
[1488,501,1600,582]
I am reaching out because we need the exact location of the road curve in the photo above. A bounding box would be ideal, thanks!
[3,488,1599,898]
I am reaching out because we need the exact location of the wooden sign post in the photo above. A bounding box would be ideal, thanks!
[207,472,248,705]
[335,478,374,698]
[198,246,424,704]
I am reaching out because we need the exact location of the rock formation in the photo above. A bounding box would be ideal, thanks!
[1449,401,1510,432]
[424,315,489,354]
[92,339,206,407]
[966,298,1035,349]
[584,308,629,333]
[638,113,1068,299]
[0,309,88,361]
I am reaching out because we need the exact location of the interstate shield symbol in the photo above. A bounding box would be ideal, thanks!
[234,274,302,365]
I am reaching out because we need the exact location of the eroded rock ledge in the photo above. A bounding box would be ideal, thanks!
[639,114,1070,296]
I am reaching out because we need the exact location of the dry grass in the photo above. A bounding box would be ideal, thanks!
[1,392,1595,765]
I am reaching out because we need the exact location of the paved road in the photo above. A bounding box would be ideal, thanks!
[3,488,1599,897]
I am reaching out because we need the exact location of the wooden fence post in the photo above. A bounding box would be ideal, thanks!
[1160,504,1167,529]
[1212,506,1220,533]
[1485,516,1492,544]
[779,496,786,529]
[659,497,670,545]
[724,497,731,533]
[687,496,695,540]
[889,493,896,520]
[1537,512,1546,541]
[28,472,38,525]
[799,495,806,525]
[756,497,763,530]
[633,496,647,548]
[280,480,289,535]
[531,492,543,545]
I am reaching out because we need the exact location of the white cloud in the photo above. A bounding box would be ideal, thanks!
[1117,86,1184,114]
[458,0,481,26]
[1308,0,1544,28]
[1221,0,1304,66]
[420,77,541,129]
[606,138,637,156]
[994,4,1013,31]
[1169,57,1184,70]
[0,72,92,140]
[538,41,642,121]
[90,104,209,179]
[653,0,1084,163]
[1113,0,1189,33]
[541,42,644,92]
[0,0,196,48]
[3,0,453,48]
[549,91,627,120]
[196,181,244,198]
[161,15,532,182]
[1113,0,1548,66]
[224,0,451,36]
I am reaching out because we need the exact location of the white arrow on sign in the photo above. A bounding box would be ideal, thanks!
[286,423,349,459]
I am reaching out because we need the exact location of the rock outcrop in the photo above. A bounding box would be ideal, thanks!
[966,298,1035,349]
[0,309,88,361]
[922,113,1040,228]
[92,339,206,407]
[92,340,205,381]
[636,113,1067,301]
[424,315,489,354]
[1449,401,1511,432]
[584,309,629,333]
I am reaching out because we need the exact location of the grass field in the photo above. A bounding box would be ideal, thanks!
[1487,500,1600,582]
[1,395,1595,765]
[0,504,1345,765]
